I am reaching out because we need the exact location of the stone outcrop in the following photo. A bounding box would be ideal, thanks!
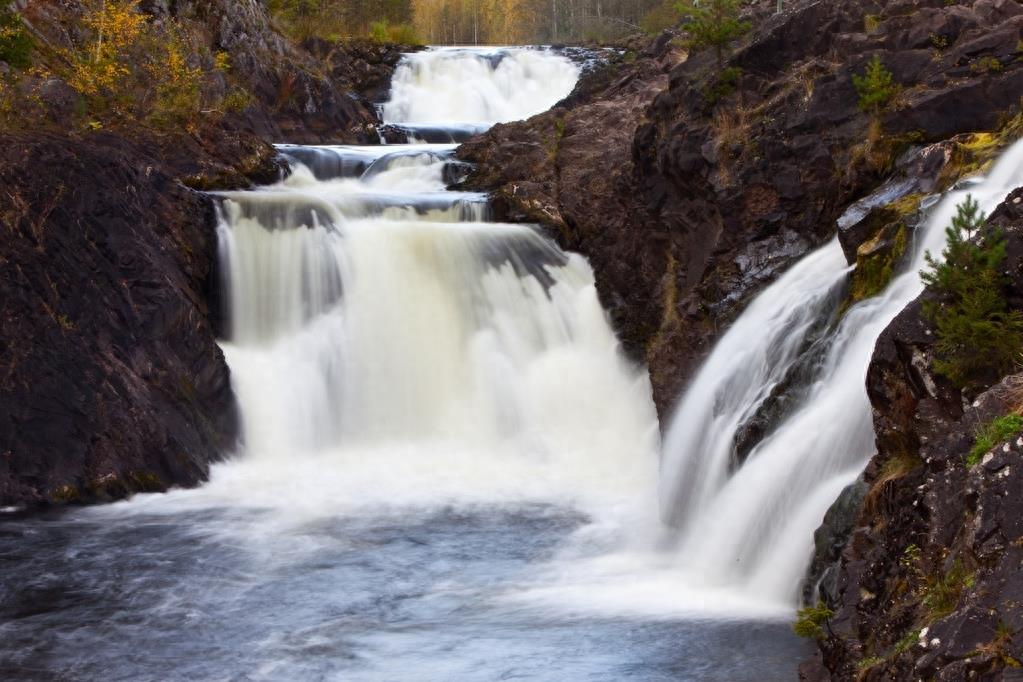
[459,0,1023,415]
[0,132,245,506]
[801,188,1023,680]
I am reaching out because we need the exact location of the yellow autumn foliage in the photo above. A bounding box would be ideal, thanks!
[66,0,148,99]
[148,32,204,127]
[58,0,239,129]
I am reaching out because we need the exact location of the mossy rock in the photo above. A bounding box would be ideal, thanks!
[50,484,81,505]
[127,470,166,493]
[840,196,918,315]
[938,112,1023,189]
[850,222,909,304]
[86,473,130,500]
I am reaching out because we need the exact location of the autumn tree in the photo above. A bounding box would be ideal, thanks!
[0,7,33,68]
[67,0,149,104]
[62,0,239,129]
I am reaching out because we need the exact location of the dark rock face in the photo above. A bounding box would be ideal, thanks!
[302,38,416,108]
[803,477,869,608]
[144,0,384,143]
[0,133,240,506]
[458,0,1023,416]
[806,189,1023,680]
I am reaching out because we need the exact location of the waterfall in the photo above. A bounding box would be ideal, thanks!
[379,47,580,143]
[383,48,579,125]
[212,48,658,515]
[661,139,1023,605]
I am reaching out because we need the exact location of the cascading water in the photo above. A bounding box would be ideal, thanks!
[213,138,659,509]
[661,139,1023,606]
[0,47,813,682]
[13,42,1019,681]
[379,47,579,142]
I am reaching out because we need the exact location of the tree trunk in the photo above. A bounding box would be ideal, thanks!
[94,0,105,64]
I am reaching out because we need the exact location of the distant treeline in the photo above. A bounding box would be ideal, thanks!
[267,0,679,44]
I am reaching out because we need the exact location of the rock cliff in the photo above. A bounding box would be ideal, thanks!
[795,188,1023,681]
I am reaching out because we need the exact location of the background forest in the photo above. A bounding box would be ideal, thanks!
[267,0,679,45]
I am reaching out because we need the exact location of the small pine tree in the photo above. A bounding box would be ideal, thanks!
[921,195,1023,388]
[676,0,751,69]
[852,54,899,113]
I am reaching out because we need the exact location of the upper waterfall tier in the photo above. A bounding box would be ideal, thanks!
[381,47,580,134]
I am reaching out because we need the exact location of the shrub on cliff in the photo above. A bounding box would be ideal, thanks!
[0,7,33,69]
[921,195,1023,389]
[58,0,242,130]
[676,0,750,69]
[852,55,898,114]
[793,602,833,639]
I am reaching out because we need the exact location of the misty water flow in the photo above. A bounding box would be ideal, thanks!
[661,138,1023,604]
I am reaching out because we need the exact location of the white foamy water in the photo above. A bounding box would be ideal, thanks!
[209,142,659,521]
[383,47,580,126]
[661,139,1023,606]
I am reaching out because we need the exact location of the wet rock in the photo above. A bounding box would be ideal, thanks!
[837,141,954,262]
[0,132,239,507]
[803,478,869,607]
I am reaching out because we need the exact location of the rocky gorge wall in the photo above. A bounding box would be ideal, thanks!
[0,0,405,507]
[5,1,1023,676]
[460,0,1023,416]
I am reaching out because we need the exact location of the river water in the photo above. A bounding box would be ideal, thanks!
[0,47,809,681]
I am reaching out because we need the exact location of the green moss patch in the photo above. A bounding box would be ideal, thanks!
[968,413,1023,465]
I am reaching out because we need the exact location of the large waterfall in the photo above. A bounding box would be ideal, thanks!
[213,137,659,511]
[383,48,580,126]
[207,48,655,518]
[661,139,1023,605]
[379,47,580,143]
